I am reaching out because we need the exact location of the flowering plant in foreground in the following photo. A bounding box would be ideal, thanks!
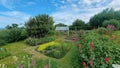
[3,55,57,68]
[77,31,120,68]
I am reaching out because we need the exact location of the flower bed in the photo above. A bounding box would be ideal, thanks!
[76,30,120,68]
[38,41,73,59]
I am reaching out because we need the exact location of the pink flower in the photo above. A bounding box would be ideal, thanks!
[19,64,22,68]
[44,65,48,68]
[72,37,79,42]
[90,42,94,50]
[32,59,36,66]
[105,57,110,63]
[89,60,93,66]
[83,62,87,68]
[78,44,81,49]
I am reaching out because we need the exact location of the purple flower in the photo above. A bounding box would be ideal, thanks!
[32,59,36,66]
[19,64,22,68]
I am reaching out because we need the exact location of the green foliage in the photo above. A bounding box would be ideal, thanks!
[0,48,10,60]
[38,36,55,44]
[55,23,67,27]
[47,30,56,36]
[7,28,28,42]
[25,36,55,46]
[25,14,54,38]
[77,31,120,68]
[40,41,73,59]
[25,38,38,46]
[0,30,8,45]
[6,23,18,29]
[97,27,108,34]
[102,19,120,29]
[89,8,120,28]
[70,19,85,30]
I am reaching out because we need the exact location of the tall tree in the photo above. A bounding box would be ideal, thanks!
[70,19,85,30]
[55,23,67,27]
[25,14,54,38]
[89,8,120,28]
[6,23,18,29]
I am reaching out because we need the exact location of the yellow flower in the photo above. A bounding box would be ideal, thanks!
[37,41,58,51]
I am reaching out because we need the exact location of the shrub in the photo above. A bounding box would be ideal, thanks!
[25,38,38,46]
[0,39,7,45]
[47,30,55,36]
[97,27,108,34]
[7,28,28,43]
[38,36,55,44]
[0,30,9,45]
[25,36,55,46]
[102,19,120,30]
[20,29,28,40]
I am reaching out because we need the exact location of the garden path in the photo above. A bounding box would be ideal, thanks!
[23,46,48,59]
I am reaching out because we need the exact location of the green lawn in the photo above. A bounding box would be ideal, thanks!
[0,40,74,68]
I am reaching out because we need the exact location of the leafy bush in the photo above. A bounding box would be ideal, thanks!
[0,30,9,45]
[47,30,56,36]
[97,27,108,34]
[20,29,28,40]
[25,38,38,46]
[102,19,120,30]
[7,28,28,43]
[40,41,73,59]
[76,31,120,68]
[38,36,55,44]
[25,36,55,46]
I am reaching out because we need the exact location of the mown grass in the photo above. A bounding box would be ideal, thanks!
[0,40,74,68]
[0,41,30,64]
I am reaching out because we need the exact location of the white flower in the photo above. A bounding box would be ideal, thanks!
[13,56,18,61]
[2,64,5,68]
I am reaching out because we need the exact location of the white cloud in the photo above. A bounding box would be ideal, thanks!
[0,11,31,27]
[51,0,120,25]
[107,0,120,10]
[0,0,14,10]
[27,2,36,5]
[51,11,94,25]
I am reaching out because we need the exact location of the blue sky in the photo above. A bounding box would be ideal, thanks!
[0,0,120,28]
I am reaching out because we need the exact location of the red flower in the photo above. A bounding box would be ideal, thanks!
[89,60,93,66]
[44,65,48,68]
[72,37,79,42]
[105,57,110,63]
[78,44,81,49]
[90,42,94,50]
[83,62,87,68]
